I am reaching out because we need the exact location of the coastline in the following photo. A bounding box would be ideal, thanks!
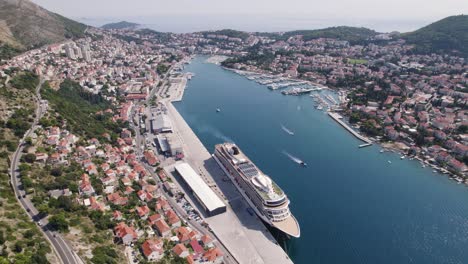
[166,56,468,264]
[222,63,467,184]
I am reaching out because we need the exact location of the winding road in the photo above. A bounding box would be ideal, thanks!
[9,78,83,264]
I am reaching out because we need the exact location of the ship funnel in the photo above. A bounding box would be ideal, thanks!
[232,146,240,155]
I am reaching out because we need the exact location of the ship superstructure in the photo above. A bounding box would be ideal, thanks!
[214,143,300,237]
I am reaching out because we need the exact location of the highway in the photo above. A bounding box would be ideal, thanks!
[9,78,83,264]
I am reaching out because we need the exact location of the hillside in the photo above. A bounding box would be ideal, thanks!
[201,29,250,40]
[41,79,115,140]
[282,26,379,44]
[0,69,59,263]
[403,15,468,57]
[101,21,139,30]
[0,0,87,59]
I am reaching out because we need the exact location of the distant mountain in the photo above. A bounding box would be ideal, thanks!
[403,15,468,57]
[0,0,87,59]
[282,26,379,44]
[101,21,139,30]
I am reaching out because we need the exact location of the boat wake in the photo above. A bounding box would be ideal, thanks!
[199,124,234,143]
[281,124,295,135]
[283,151,306,166]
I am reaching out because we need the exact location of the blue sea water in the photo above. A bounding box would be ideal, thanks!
[175,56,468,264]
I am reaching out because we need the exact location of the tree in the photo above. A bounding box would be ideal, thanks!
[18,163,31,172]
[37,203,50,216]
[13,241,23,253]
[24,137,33,146]
[13,254,31,264]
[56,196,76,212]
[50,167,62,177]
[30,253,49,264]
[0,257,9,264]
[91,246,118,264]
[23,153,36,163]
[49,213,69,232]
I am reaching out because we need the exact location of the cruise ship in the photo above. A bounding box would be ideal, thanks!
[213,143,300,238]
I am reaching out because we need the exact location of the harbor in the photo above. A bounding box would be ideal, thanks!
[228,68,326,94]
[175,56,468,264]
[160,62,294,264]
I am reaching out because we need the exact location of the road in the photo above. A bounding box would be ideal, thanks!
[9,78,83,264]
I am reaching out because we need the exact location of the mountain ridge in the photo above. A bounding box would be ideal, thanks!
[402,15,468,57]
[0,0,87,59]
[101,21,140,30]
[281,26,379,44]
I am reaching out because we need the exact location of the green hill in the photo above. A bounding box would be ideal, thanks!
[0,0,87,60]
[101,21,139,30]
[403,15,468,57]
[201,29,250,40]
[282,26,379,44]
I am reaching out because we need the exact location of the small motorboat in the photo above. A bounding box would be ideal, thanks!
[388,160,392,164]
[300,161,307,167]
[216,108,221,112]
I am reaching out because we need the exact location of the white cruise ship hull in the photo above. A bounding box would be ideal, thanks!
[213,154,300,238]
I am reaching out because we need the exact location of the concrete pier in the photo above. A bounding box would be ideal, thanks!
[328,112,372,144]
[168,76,188,102]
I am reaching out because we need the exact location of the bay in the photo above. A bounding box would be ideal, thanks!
[175,56,468,264]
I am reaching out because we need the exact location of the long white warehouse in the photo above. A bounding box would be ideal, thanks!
[174,163,226,216]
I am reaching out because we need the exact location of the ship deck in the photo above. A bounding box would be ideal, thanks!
[271,215,301,238]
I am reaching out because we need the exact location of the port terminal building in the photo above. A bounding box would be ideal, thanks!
[151,114,173,133]
[156,134,183,158]
[174,163,226,216]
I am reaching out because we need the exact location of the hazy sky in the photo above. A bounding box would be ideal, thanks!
[32,0,468,32]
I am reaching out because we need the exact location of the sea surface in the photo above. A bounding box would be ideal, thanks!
[175,56,468,264]
[77,15,431,33]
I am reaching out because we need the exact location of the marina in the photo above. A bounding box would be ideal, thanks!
[281,87,315,96]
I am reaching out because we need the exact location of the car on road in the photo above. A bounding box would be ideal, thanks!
[38,221,42,226]
[26,208,30,212]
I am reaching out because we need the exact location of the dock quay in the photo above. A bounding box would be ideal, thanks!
[282,87,315,95]
[161,84,293,263]
[328,112,373,145]
[168,75,188,102]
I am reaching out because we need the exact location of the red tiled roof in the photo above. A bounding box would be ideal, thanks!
[173,244,188,257]
[141,238,163,257]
